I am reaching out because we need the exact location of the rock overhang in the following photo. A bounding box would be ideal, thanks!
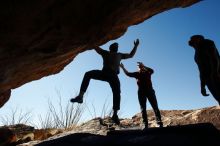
[0,0,200,107]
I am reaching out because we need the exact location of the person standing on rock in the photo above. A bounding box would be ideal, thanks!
[70,39,139,125]
[188,35,220,105]
[120,62,163,129]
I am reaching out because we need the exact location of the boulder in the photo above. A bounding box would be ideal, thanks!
[0,127,17,146]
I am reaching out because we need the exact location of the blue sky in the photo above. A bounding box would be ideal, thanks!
[0,0,220,125]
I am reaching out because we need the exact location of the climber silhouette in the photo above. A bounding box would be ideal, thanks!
[189,35,220,105]
[70,39,139,125]
[120,62,163,129]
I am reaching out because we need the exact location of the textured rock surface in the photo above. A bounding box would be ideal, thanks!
[0,0,200,107]
[12,106,219,145]
[133,106,220,129]
[0,124,62,145]
[0,127,17,146]
[26,123,219,146]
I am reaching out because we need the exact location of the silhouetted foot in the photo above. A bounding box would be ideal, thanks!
[70,96,83,104]
[111,114,120,125]
[142,123,148,130]
[143,126,148,131]
[157,121,163,128]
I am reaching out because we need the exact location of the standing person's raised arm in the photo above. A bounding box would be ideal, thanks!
[121,39,139,59]
[120,63,137,78]
[94,46,107,55]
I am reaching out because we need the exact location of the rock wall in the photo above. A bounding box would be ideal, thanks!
[0,0,200,107]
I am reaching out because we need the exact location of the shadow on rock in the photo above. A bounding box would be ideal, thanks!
[36,123,220,146]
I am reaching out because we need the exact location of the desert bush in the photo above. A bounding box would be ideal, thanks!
[0,107,32,126]
[37,90,85,129]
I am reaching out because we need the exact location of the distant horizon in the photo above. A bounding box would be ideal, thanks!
[0,0,220,126]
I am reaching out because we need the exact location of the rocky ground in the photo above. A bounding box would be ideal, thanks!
[0,106,219,145]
